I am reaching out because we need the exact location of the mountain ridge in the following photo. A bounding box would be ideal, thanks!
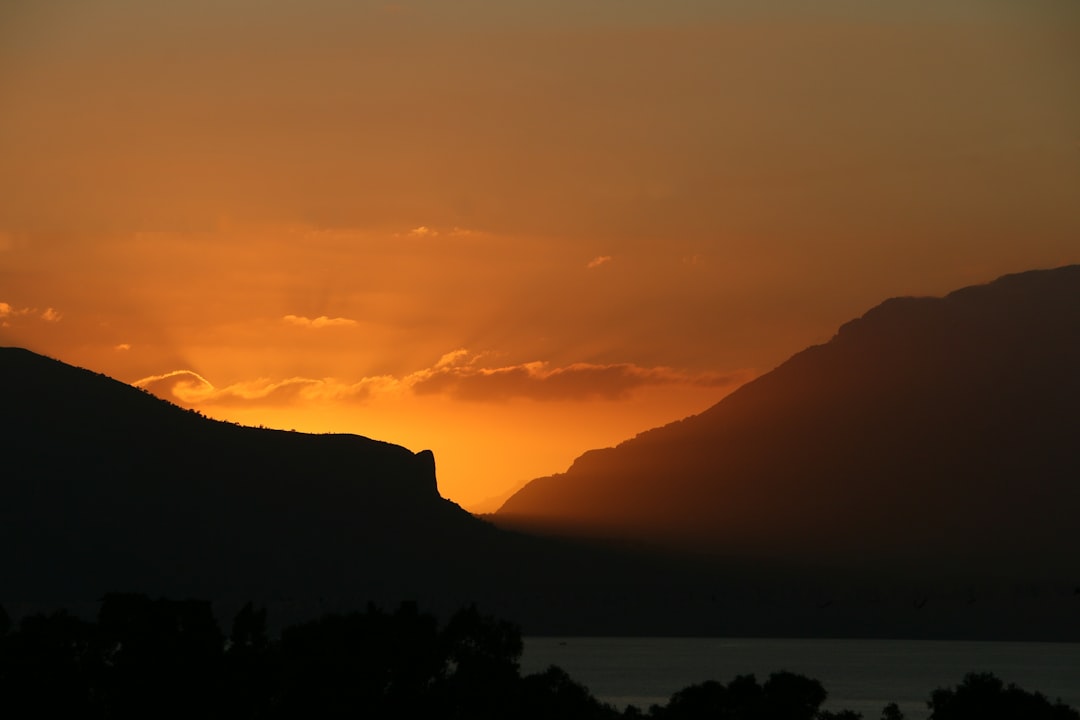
[2,347,813,636]
[6,263,1080,641]
[495,265,1080,580]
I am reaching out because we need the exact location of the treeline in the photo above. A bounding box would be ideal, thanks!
[0,595,1076,720]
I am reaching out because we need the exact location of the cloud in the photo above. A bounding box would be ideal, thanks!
[133,370,217,403]
[587,255,613,269]
[394,226,481,239]
[115,343,132,351]
[134,369,397,407]
[0,302,61,325]
[133,351,752,409]
[282,314,358,329]
[409,352,751,402]
[434,348,475,368]
[0,302,30,318]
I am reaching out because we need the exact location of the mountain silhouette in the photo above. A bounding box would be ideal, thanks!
[1,348,796,636]
[0,346,475,607]
[6,263,1080,642]
[496,266,1080,580]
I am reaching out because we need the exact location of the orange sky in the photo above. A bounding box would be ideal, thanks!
[2,1,1079,509]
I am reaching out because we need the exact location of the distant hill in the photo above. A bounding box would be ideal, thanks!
[496,266,1080,581]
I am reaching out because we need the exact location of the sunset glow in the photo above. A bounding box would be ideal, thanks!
[2,1,1078,509]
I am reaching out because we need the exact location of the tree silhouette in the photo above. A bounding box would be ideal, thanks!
[0,610,102,718]
[3,595,1080,720]
[662,679,731,718]
[436,603,526,718]
[881,702,905,720]
[222,601,276,719]
[654,671,833,720]
[764,670,829,720]
[275,601,446,718]
[928,672,1079,720]
[229,601,269,652]
[96,592,225,719]
[518,665,619,720]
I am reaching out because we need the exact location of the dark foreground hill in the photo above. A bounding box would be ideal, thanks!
[496,266,1080,582]
[1,346,468,608]
[0,347,761,635]
[4,336,1080,640]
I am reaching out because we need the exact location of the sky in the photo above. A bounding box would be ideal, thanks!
[2,0,1078,510]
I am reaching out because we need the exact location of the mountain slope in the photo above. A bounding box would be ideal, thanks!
[496,266,1080,578]
[0,346,470,605]
[0,348,832,637]
[7,301,1080,642]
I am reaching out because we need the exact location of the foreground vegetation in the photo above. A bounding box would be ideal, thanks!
[1,596,1076,719]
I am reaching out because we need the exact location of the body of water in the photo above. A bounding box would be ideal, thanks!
[521,637,1080,719]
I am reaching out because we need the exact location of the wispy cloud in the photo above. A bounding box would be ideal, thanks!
[408,351,750,402]
[434,348,475,368]
[0,301,62,325]
[394,225,480,239]
[135,351,752,409]
[134,370,398,406]
[587,255,613,269]
[282,314,358,329]
[133,370,217,402]
[0,302,28,318]
[115,343,132,351]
